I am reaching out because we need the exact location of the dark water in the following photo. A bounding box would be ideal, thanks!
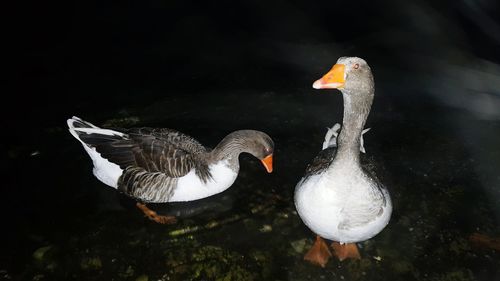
[5,0,500,280]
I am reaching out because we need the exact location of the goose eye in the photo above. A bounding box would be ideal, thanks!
[353,63,359,69]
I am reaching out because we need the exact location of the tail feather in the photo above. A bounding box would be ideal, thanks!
[67,116,126,188]
[67,116,99,129]
[68,117,125,140]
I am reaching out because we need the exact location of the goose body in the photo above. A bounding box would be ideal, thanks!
[295,145,391,243]
[68,117,274,206]
[294,57,392,265]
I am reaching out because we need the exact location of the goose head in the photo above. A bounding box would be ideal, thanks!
[244,130,274,173]
[214,130,274,173]
[312,57,375,158]
[312,57,374,96]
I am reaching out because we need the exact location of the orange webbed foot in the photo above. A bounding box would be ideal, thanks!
[304,236,332,267]
[331,242,361,261]
[136,202,177,224]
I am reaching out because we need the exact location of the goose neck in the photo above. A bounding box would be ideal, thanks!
[335,89,373,164]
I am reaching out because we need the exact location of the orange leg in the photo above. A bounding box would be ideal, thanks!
[331,242,361,261]
[136,203,177,224]
[304,235,332,267]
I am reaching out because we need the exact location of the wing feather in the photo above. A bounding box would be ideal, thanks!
[338,154,387,230]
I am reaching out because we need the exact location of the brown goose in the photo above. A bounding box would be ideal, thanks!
[67,117,274,224]
[294,57,392,266]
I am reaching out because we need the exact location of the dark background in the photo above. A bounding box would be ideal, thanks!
[9,0,500,125]
[4,0,500,280]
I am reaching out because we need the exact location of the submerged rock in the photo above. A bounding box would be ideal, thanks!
[32,246,52,261]
[80,257,102,271]
[259,224,273,233]
[119,265,135,278]
[164,243,258,280]
[290,239,308,254]
[430,269,475,281]
[135,274,148,281]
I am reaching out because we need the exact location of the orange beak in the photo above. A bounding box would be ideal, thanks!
[312,64,345,89]
[260,154,273,173]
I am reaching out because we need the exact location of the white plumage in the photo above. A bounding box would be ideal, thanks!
[169,160,238,202]
[67,117,123,188]
[322,123,371,153]
[295,159,392,243]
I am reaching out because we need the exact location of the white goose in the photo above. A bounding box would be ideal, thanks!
[68,117,274,223]
[294,57,392,266]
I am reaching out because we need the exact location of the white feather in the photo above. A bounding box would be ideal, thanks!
[322,123,341,150]
[67,117,123,188]
[70,116,99,128]
[360,127,371,153]
[169,160,238,202]
[80,145,123,188]
[322,124,371,153]
[70,127,126,137]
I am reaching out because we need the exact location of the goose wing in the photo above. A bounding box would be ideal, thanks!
[337,186,386,230]
[338,155,388,231]
[127,128,209,178]
[304,147,337,176]
[79,127,209,179]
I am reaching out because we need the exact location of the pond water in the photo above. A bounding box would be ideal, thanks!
[3,76,500,280]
